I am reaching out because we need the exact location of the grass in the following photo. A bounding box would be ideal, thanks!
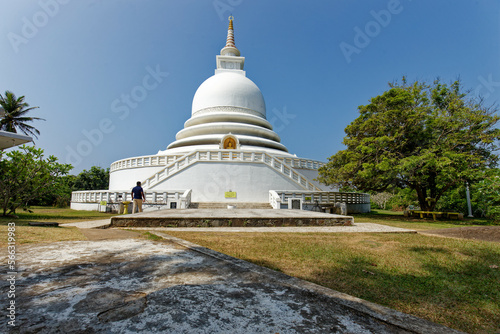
[0,206,111,246]
[0,206,112,224]
[164,231,500,333]
[0,224,85,247]
[141,231,164,241]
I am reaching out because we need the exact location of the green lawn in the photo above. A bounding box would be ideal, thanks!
[0,206,112,224]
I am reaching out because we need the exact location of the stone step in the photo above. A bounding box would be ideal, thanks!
[189,202,273,209]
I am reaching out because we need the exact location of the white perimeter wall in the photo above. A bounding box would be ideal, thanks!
[71,202,100,211]
[109,165,165,190]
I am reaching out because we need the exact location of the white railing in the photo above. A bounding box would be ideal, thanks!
[110,154,185,172]
[180,189,192,209]
[71,189,191,208]
[141,150,322,191]
[271,190,370,206]
[110,152,324,173]
[277,157,324,170]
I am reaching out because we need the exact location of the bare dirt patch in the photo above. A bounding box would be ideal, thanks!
[80,228,141,241]
[419,226,500,243]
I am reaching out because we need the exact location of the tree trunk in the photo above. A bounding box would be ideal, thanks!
[414,185,430,211]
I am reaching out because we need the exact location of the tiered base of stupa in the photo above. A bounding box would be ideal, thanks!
[109,149,326,203]
[70,149,370,213]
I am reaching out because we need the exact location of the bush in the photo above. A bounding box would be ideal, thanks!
[472,169,500,222]
[387,188,418,211]
[370,192,394,210]
[435,185,468,214]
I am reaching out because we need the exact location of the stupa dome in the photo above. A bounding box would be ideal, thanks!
[164,16,289,154]
[192,72,266,118]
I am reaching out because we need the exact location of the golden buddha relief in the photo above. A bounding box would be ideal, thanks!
[224,137,236,149]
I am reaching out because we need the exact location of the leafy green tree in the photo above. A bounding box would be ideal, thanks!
[0,146,72,215]
[0,91,45,139]
[433,184,468,214]
[31,166,110,208]
[55,175,77,207]
[387,187,419,210]
[72,166,109,191]
[318,78,500,211]
[30,174,77,207]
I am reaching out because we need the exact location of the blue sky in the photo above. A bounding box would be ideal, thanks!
[1,0,499,174]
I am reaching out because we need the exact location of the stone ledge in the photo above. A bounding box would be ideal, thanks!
[109,208,354,228]
[110,216,352,228]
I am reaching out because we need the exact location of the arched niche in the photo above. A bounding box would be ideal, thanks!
[220,134,240,149]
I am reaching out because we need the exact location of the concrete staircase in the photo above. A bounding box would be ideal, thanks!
[141,150,321,191]
[189,202,273,209]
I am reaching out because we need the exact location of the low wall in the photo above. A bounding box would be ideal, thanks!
[346,203,371,214]
[269,190,371,214]
[70,202,102,211]
[71,189,191,211]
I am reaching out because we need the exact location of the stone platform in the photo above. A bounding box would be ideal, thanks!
[110,209,353,228]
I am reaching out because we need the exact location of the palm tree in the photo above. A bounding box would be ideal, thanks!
[0,91,45,139]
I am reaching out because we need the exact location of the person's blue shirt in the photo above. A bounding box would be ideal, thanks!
[132,186,144,199]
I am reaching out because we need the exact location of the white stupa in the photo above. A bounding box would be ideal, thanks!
[71,18,370,212]
[164,17,287,156]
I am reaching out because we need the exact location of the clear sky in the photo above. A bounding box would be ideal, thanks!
[1,0,499,174]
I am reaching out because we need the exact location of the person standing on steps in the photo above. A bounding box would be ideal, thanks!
[131,181,146,213]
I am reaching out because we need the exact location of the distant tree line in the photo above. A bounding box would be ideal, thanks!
[29,165,110,208]
[0,145,109,216]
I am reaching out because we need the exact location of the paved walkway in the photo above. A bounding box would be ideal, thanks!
[63,219,416,233]
[125,223,416,233]
[63,218,112,228]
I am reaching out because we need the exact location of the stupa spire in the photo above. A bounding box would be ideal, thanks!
[221,16,240,57]
[225,16,236,47]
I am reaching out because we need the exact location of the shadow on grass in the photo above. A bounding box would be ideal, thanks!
[308,243,500,333]
[243,258,283,273]
[408,246,451,254]
[353,210,496,227]
[0,208,113,225]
